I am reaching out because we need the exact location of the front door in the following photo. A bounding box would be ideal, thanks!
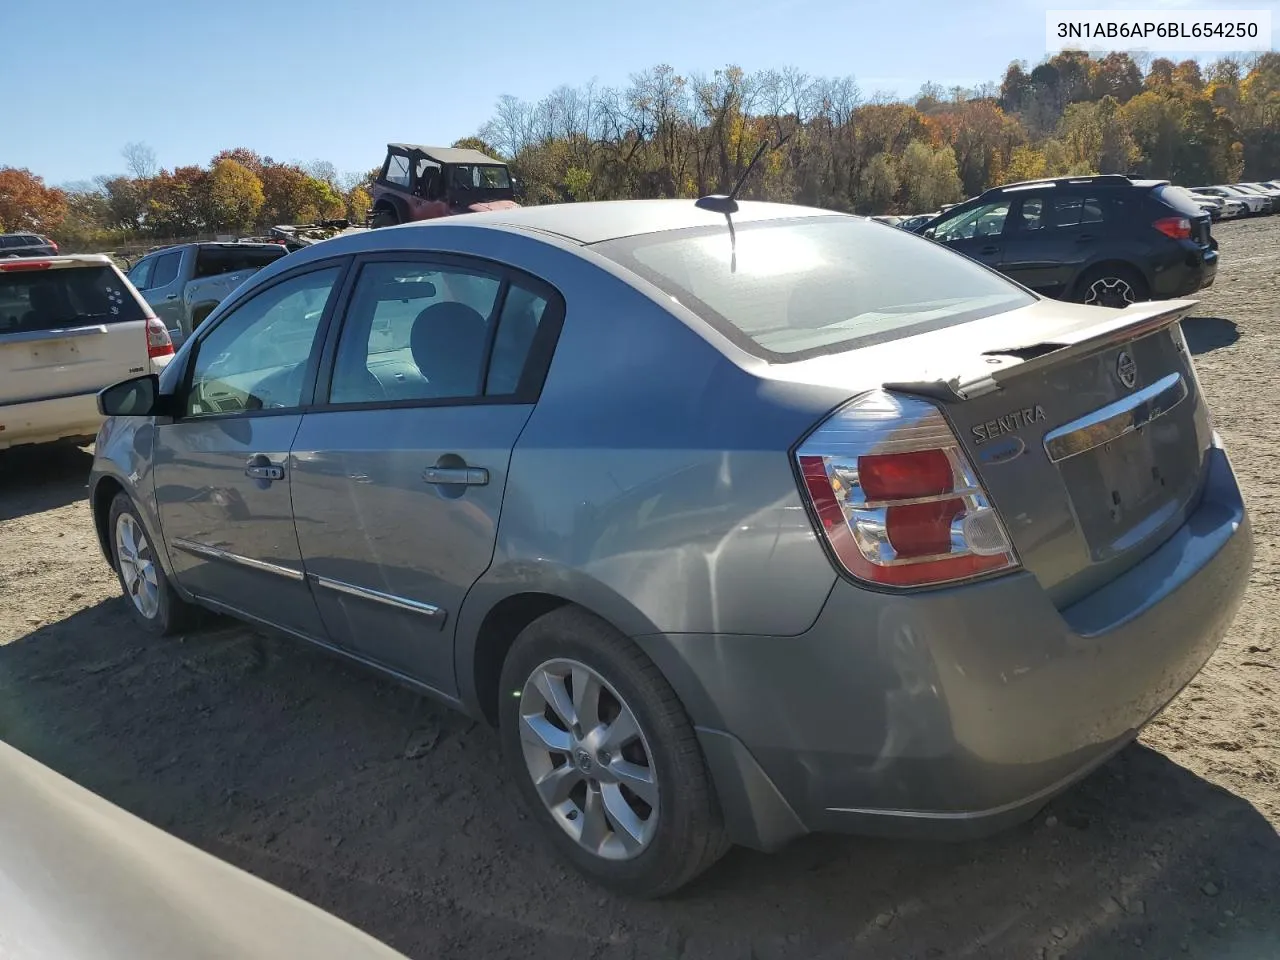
[152,263,345,638]
[289,256,560,695]
[929,199,1011,272]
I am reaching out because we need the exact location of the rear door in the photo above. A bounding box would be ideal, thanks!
[1002,191,1109,298]
[288,255,562,695]
[0,261,151,407]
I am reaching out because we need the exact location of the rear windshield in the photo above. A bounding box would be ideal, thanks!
[1155,185,1213,217]
[593,216,1035,360]
[0,266,145,334]
[194,246,287,278]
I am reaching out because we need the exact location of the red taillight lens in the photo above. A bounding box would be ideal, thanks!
[859,449,953,500]
[796,390,1019,588]
[0,260,53,271]
[1153,216,1192,240]
[146,318,174,359]
[48,240,59,253]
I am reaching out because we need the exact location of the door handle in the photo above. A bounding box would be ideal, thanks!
[979,245,1000,255]
[245,457,285,481]
[1075,234,1096,243]
[165,294,179,300]
[423,466,488,486]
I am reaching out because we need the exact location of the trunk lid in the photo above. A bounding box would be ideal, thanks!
[778,297,1214,606]
[0,260,152,407]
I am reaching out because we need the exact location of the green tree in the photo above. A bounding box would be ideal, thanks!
[206,159,264,231]
[858,152,898,212]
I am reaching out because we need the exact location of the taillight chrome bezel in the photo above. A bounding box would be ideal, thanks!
[794,389,1021,589]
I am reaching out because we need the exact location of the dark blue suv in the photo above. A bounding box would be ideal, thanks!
[914,175,1218,308]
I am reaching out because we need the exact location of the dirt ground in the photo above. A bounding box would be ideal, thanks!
[2,218,1278,960]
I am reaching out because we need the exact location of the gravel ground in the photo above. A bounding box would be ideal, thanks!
[2,218,1278,960]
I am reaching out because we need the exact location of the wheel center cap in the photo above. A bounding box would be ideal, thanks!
[575,749,594,773]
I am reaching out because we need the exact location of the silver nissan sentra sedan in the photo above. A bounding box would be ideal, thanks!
[88,199,1252,897]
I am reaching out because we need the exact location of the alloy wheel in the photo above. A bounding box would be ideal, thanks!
[518,658,660,861]
[1084,276,1137,308]
[115,512,160,619]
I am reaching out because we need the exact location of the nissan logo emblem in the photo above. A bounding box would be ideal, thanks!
[1116,350,1137,389]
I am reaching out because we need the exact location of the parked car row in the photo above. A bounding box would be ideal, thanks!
[1190,180,1280,216]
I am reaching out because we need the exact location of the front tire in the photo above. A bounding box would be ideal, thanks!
[1075,264,1148,309]
[498,607,728,898]
[108,493,199,635]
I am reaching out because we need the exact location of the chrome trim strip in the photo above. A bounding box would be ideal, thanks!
[1042,372,1187,464]
[308,574,445,623]
[170,537,305,581]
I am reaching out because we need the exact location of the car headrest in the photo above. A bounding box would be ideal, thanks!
[409,301,488,397]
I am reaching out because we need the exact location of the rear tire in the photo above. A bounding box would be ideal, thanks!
[498,606,729,898]
[370,206,400,229]
[108,493,200,636]
[1075,264,1148,309]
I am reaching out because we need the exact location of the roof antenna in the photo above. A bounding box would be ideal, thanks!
[695,140,770,215]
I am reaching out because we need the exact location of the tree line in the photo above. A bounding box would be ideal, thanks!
[1,51,1277,249]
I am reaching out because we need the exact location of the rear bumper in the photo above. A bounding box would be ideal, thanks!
[1149,241,1218,298]
[644,441,1251,851]
[0,391,102,450]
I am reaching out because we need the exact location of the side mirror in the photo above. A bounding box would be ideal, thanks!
[98,374,160,417]
[923,227,937,240]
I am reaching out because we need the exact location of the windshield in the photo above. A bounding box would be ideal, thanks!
[593,216,1034,360]
[449,164,512,191]
[0,265,145,334]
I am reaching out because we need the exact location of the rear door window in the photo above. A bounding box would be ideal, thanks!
[593,216,1034,360]
[1052,195,1106,228]
[150,251,182,287]
[0,266,146,334]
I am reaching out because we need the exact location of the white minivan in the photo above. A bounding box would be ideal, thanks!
[0,255,173,451]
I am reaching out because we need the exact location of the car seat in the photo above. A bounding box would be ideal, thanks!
[409,301,488,398]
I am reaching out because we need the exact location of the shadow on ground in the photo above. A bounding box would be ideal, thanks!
[2,604,1277,960]
[0,443,93,520]
[1182,316,1240,356]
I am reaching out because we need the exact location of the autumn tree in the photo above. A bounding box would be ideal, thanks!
[0,167,69,233]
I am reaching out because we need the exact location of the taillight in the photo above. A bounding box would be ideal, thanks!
[146,317,174,359]
[48,239,59,253]
[795,389,1019,588]
[1153,216,1192,240]
[0,260,53,271]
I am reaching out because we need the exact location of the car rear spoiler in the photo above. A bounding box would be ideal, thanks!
[885,299,1199,401]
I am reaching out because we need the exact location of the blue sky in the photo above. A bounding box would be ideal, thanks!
[3,0,1276,186]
